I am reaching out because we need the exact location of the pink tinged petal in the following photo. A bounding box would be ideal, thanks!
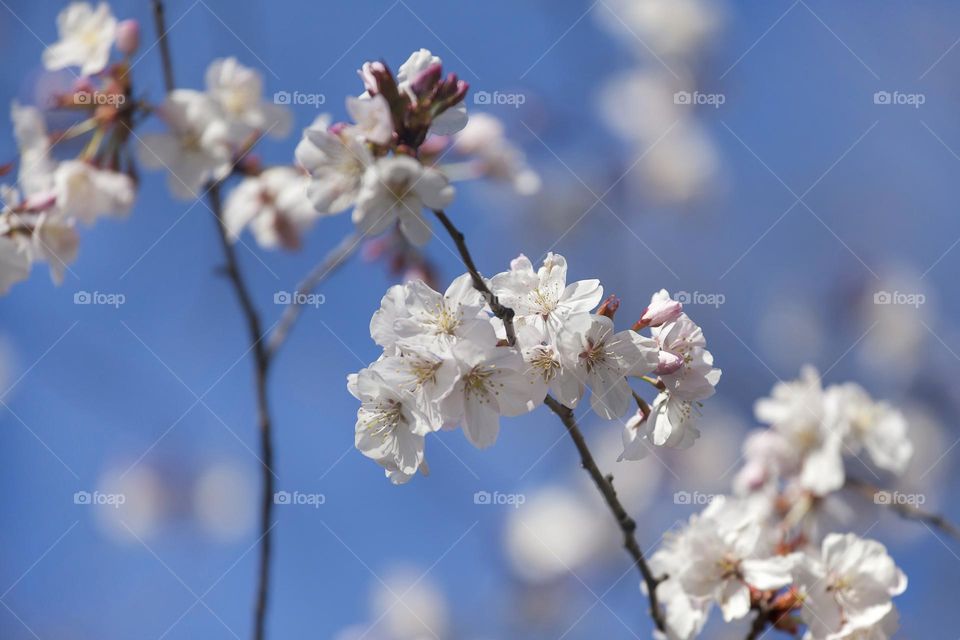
[640,290,683,327]
[655,350,684,375]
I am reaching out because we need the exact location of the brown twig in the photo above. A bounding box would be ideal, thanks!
[543,395,667,631]
[267,231,361,359]
[845,476,960,541]
[208,183,275,640]
[431,209,517,345]
[150,0,175,94]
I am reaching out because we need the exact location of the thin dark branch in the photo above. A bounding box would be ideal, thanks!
[150,0,176,94]
[431,209,517,345]
[846,476,960,541]
[208,183,275,640]
[745,609,769,640]
[544,395,667,632]
[267,231,361,360]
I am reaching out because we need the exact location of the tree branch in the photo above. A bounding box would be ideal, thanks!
[845,476,960,542]
[267,231,361,360]
[544,395,667,632]
[208,183,275,640]
[431,209,516,346]
[150,0,175,94]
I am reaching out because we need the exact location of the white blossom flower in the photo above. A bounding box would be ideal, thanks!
[345,95,393,146]
[755,367,845,495]
[348,368,432,484]
[352,155,454,246]
[395,274,489,347]
[491,252,603,340]
[205,57,292,144]
[369,338,460,430]
[396,48,467,135]
[137,90,232,200]
[824,383,912,476]
[295,115,372,215]
[651,313,721,402]
[440,340,543,448]
[52,160,134,225]
[557,313,659,419]
[794,533,906,639]
[453,113,540,195]
[516,324,581,408]
[42,2,117,76]
[222,167,315,249]
[31,212,80,285]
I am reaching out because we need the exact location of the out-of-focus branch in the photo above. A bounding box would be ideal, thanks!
[431,209,517,346]
[208,183,275,640]
[543,395,667,632]
[151,0,175,94]
[845,476,960,541]
[267,231,361,359]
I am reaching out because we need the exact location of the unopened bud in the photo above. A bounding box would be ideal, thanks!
[411,62,443,98]
[597,294,620,319]
[359,61,387,94]
[655,350,684,375]
[636,294,682,329]
[116,19,140,55]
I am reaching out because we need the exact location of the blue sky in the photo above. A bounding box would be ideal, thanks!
[2,1,960,638]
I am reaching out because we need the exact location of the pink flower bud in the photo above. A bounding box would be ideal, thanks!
[597,294,620,319]
[116,19,140,56]
[359,61,386,94]
[638,290,682,328]
[655,350,684,375]
[411,63,443,98]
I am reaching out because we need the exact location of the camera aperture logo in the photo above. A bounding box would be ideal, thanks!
[274,291,325,307]
[873,490,925,507]
[873,90,925,109]
[273,91,325,107]
[873,290,925,309]
[74,290,126,308]
[673,491,719,506]
[473,490,525,508]
[74,490,126,508]
[473,90,526,109]
[273,490,325,508]
[674,290,725,308]
[72,92,126,107]
[674,91,725,108]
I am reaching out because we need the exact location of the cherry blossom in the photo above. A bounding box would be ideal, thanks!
[295,115,372,215]
[43,2,117,76]
[204,57,293,145]
[222,167,314,250]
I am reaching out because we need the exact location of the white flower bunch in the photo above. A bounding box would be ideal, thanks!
[349,254,720,483]
[650,368,914,639]
[1,0,141,294]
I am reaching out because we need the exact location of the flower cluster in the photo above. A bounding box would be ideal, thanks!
[1,1,140,294]
[651,368,913,639]
[349,254,720,483]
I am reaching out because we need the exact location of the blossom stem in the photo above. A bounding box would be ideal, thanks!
[209,182,275,640]
[543,394,667,632]
[151,0,176,94]
[267,231,362,360]
[431,209,517,345]
[845,476,960,541]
